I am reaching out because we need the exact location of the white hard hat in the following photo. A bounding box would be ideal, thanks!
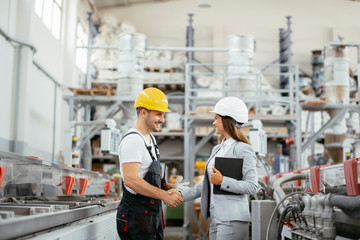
[210,97,248,123]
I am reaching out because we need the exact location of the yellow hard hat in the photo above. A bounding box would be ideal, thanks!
[134,88,171,112]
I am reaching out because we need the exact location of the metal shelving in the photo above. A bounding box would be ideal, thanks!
[182,62,301,239]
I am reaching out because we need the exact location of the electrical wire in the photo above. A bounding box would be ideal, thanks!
[277,204,293,240]
[265,191,310,240]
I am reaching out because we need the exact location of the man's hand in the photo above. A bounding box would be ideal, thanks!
[166,182,175,190]
[210,167,223,185]
[168,188,182,196]
[163,189,183,207]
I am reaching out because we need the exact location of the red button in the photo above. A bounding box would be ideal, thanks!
[122,214,125,217]
[150,201,154,205]
[145,211,148,214]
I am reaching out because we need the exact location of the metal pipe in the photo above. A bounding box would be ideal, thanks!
[0,27,37,53]
[85,12,93,89]
[76,45,228,52]
[12,46,22,153]
[33,60,69,89]
[272,174,306,212]
[301,107,348,151]
[52,84,57,162]
[193,58,214,72]
[74,120,109,126]
[295,65,302,169]
[147,46,228,52]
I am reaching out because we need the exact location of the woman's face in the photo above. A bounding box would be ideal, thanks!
[213,114,224,135]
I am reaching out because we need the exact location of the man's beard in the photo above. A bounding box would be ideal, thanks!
[145,115,161,132]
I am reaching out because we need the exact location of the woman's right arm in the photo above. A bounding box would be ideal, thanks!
[179,181,203,202]
[181,145,220,201]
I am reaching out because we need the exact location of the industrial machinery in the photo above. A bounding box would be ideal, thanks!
[255,159,360,240]
[64,118,121,168]
[0,151,121,240]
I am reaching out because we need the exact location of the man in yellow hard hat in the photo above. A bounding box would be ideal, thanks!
[116,87,183,240]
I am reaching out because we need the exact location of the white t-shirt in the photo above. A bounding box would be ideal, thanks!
[207,137,236,205]
[118,128,158,194]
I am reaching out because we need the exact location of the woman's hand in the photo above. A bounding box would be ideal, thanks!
[210,167,223,185]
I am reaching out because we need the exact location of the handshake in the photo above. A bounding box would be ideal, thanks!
[163,176,189,207]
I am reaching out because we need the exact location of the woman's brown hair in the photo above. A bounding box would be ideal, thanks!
[218,116,251,145]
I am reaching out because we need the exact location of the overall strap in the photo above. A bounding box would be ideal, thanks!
[121,131,158,162]
[149,134,160,161]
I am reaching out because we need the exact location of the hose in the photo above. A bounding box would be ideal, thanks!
[272,174,306,213]
[266,191,314,240]
[277,205,293,240]
[329,194,360,219]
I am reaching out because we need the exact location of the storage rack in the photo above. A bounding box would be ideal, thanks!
[182,62,301,239]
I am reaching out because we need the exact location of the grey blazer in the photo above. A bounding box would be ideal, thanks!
[181,141,258,222]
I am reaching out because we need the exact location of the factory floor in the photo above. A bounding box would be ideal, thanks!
[164,226,184,240]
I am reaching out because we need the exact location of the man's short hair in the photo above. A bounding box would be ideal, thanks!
[136,107,148,116]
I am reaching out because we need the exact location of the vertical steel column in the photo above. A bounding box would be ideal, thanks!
[357,45,360,137]
[185,17,196,238]
[186,14,195,91]
[183,63,192,240]
[310,112,315,157]
[279,28,287,91]
[279,16,293,95]
[286,16,292,66]
[295,65,302,169]
[85,12,93,89]
[83,12,94,170]
[186,14,194,67]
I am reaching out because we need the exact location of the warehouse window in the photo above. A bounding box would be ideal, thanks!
[34,0,63,40]
[76,22,88,73]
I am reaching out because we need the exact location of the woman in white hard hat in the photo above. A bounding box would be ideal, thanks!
[179,96,258,240]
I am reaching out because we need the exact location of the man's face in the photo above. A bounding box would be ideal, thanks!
[145,110,165,132]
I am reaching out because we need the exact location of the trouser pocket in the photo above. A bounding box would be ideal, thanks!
[135,213,157,236]
[117,218,128,232]
[116,210,128,233]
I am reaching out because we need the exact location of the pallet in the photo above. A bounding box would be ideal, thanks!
[143,83,184,91]
[301,100,326,111]
[144,67,175,73]
[92,83,116,90]
[72,88,114,96]
[169,129,184,132]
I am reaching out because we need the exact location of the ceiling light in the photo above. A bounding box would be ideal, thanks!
[198,0,211,8]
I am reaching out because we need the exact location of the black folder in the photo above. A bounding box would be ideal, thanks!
[213,157,243,195]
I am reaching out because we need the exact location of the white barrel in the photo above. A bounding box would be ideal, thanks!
[116,77,143,97]
[323,44,350,105]
[118,51,144,78]
[227,34,256,80]
[119,33,146,52]
[228,34,256,54]
[323,44,350,135]
[117,33,146,96]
